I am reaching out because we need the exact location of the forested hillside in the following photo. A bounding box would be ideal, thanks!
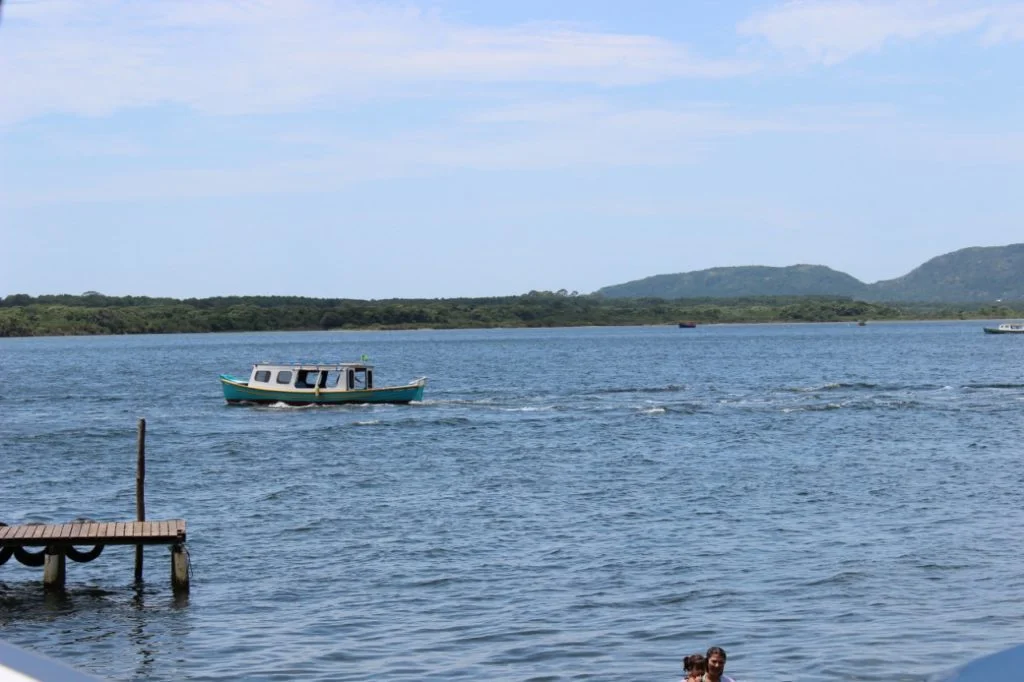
[597,265,868,299]
[869,244,1024,302]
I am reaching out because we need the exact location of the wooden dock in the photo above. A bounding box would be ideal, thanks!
[0,519,189,591]
[1,419,189,593]
[0,519,185,546]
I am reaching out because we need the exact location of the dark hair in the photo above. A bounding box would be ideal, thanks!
[706,646,727,661]
[683,653,707,673]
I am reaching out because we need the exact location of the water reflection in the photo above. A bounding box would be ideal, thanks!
[1,575,192,681]
[129,584,157,680]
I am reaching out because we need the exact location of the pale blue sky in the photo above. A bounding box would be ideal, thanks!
[1,0,1022,299]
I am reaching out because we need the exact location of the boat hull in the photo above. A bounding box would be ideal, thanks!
[220,376,426,405]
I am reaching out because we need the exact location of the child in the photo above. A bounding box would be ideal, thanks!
[682,653,706,682]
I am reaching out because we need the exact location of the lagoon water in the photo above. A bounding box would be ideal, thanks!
[1,322,1024,681]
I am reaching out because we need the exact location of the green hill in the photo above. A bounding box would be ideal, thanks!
[596,244,1024,303]
[869,244,1024,302]
[597,264,869,299]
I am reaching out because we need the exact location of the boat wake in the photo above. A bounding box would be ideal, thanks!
[597,384,688,395]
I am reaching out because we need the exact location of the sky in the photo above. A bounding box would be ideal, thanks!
[1,0,1022,300]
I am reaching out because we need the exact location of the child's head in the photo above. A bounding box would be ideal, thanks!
[683,653,706,679]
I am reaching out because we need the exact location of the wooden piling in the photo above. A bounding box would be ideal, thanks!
[43,549,65,591]
[171,542,189,592]
[135,418,146,582]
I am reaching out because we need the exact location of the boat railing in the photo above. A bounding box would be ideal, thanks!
[255,361,375,369]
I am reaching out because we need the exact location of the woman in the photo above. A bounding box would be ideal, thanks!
[704,646,736,682]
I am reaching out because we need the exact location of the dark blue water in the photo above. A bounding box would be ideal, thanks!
[2,322,1023,681]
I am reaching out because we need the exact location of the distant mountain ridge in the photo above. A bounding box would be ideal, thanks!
[595,244,1024,303]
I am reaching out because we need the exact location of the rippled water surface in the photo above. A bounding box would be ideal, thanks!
[2,322,1024,681]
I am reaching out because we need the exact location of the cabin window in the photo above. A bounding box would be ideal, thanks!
[276,371,292,385]
[346,370,355,390]
[366,369,373,389]
[296,370,320,388]
[254,370,271,383]
[324,370,340,387]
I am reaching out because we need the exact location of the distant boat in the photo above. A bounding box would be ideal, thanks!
[983,322,1024,334]
[857,320,867,326]
[219,361,426,405]
[678,321,697,328]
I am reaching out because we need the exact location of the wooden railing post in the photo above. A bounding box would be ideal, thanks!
[135,418,146,582]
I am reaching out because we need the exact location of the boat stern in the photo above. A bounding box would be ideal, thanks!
[409,376,428,402]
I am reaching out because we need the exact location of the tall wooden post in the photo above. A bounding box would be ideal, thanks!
[135,418,146,582]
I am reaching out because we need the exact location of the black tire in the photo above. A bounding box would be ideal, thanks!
[65,545,104,563]
[13,546,46,567]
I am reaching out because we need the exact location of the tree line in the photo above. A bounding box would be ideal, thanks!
[0,291,1019,337]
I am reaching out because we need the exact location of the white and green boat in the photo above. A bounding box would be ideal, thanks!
[220,361,426,406]
[983,322,1024,334]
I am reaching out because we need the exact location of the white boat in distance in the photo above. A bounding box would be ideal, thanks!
[983,322,1024,334]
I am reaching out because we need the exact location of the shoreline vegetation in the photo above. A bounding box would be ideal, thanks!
[1,291,1021,338]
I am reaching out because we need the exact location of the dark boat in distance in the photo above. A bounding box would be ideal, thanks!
[678,321,697,328]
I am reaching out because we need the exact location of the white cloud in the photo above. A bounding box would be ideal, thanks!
[981,4,1024,43]
[0,0,755,124]
[738,0,1022,65]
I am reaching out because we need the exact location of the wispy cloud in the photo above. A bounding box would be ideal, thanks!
[2,99,894,207]
[3,0,1019,209]
[739,0,1024,65]
[0,0,754,124]
[980,3,1024,43]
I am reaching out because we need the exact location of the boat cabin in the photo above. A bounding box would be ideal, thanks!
[247,363,374,391]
